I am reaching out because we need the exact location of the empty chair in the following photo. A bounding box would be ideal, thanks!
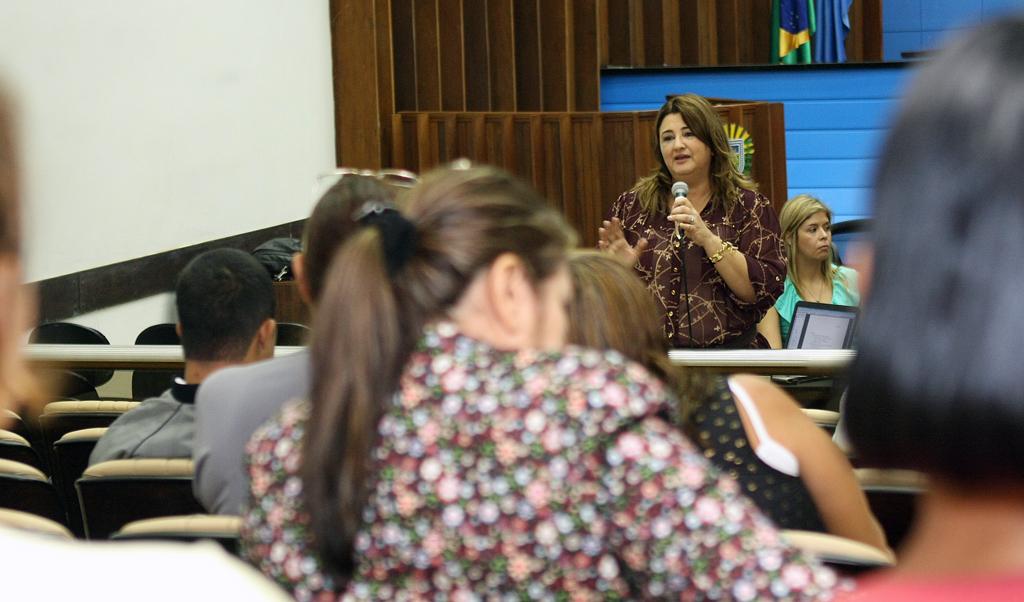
[856,468,927,551]
[132,323,183,400]
[112,514,242,554]
[0,428,44,471]
[782,530,894,576]
[275,322,310,346]
[0,507,73,539]
[76,458,204,539]
[2,408,29,438]
[37,400,139,452]
[52,428,107,537]
[0,459,65,525]
[29,322,113,390]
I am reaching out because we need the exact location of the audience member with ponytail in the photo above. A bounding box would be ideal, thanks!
[241,164,838,599]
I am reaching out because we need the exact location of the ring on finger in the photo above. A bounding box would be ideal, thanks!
[688,215,695,224]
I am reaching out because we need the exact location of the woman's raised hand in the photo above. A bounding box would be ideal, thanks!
[598,218,648,268]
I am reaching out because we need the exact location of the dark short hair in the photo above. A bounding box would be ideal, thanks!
[847,17,1024,482]
[302,175,396,303]
[176,248,275,361]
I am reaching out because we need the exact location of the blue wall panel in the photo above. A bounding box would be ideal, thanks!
[883,32,923,61]
[785,131,883,160]
[600,66,913,224]
[883,0,1024,60]
[883,0,922,31]
[920,0,982,31]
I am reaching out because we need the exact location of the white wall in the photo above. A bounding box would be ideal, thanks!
[0,1,336,342]
[69,293,176,345]
[0,1,336,282]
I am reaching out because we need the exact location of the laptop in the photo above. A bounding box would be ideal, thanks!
[786,301,858,350]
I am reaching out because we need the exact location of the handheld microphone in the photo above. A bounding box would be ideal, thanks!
[671,181,694,346]
[671,182,688,238]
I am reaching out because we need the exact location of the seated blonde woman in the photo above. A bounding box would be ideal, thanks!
[759,195,860,349]
[568,251,889,552]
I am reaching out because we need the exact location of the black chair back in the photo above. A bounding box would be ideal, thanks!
[132,323,183,400]
[30,322,113,389]
[52,428,105,537]
[76,459,204,539]
[0,430,44,471]
[0,459,65,525]
[276,322,310,346]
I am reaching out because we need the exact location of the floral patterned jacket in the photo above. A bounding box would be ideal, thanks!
[241,322,838,600]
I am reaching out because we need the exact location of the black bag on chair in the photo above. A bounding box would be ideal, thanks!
[252,238,301,282]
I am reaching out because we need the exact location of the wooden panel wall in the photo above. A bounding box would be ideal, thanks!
[598,0,881,67]
[390,0,601,113]
[329,0,881,169]
[391,101,787,247]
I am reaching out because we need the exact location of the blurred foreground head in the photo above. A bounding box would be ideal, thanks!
[848,17,1024,483]
[0,89,40,415]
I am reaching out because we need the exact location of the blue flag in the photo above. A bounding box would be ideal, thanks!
[813,0,854,63]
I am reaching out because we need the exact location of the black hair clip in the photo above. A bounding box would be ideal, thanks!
[354,201,417,276]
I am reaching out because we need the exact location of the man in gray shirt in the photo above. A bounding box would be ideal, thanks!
[89,249,276,465]
[193,174,404,515]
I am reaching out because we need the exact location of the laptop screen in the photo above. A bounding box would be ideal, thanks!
[786,301,858,349]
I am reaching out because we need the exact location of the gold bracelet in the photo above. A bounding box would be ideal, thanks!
[709,241,736,264]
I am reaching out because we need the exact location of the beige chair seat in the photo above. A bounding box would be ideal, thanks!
[0,507,73,539]
[77,458,203,539]
[856,468,927,551]
[855,468,928,489]
[801,408,840,428]
[52,428,108,538]
[43,400,140,414]
[0,459,65,525]
[0,428,30,446]
[782,529,894,573]
[118,514,241,536]
[38,400,141,461]
[0,457,46,480]
[82,458,194,478]
[113,514,242,555]
[0,428,43,471]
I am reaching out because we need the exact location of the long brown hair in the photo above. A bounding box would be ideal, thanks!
[779,194,843,297]
[303,165,576,579]
[633,94,756,216]
[301,174,397,303]
[566,251,714,426]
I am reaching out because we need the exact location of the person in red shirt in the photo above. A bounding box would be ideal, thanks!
[843,15,1024,600]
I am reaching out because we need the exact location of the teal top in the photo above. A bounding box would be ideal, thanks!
[776,265,860,346]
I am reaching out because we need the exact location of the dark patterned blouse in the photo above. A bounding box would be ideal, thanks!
[607,188,786,348]
[691,378,827,533]
[241,322,839,600]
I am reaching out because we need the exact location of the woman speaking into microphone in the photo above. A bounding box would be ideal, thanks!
[599,94,785,348]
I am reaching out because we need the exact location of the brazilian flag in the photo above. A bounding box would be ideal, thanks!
[771,0,816,64]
